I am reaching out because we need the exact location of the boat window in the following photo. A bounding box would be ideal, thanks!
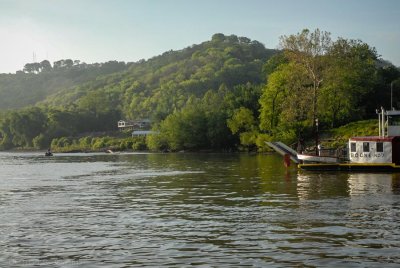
[389,116,400,126]
[350,142,356,152]
[363,142,370,152]
[376,142,383,152]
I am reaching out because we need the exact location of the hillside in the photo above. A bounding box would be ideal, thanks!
[2,30,398,152]
[0,60,130,110]
[0,33,275,119]
[0,33,277,150]
[41,33,276,121]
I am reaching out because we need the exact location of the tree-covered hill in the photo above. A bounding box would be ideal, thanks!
[42,33,276,121]
[0,33,277,150]
[1,30,399,152]
[0,60,130,110]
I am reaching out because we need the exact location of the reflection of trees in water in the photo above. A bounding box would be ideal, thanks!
[296,172,350,200]
[392,173,400,194]
[118,153,302,208]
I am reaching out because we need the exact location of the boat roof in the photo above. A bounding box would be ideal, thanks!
[350,136,400,142]
[386,110,400,116]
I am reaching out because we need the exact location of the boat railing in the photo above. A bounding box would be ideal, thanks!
[318,148,336,157]
[302,146,348,160]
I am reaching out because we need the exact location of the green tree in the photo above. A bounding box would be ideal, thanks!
[227,107,258,150]
[40,60,52,72]
[23,62,41,73]
[228,107,256,134]
[8,107,47,147]
[158,104,208,151]
[201,89,235,149]
[279,29,332,127]
[260,62,309,135]
[260,29,380,146]
[320,38,378,126]
[0,113,14,149]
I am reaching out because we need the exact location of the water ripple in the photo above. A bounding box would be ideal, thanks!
[0,152,399,267]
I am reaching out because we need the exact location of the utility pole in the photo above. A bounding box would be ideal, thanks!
[391,81,394,110]
[315,118,319,156]
[376,109,381,137]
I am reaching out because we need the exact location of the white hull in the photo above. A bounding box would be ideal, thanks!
[297,154,338,163]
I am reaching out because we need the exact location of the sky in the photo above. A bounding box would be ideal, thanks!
[0,0,399,73]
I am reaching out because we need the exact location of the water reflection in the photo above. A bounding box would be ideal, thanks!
[1,152,399,267]
[348,173,399,195]
[297,171,400,200]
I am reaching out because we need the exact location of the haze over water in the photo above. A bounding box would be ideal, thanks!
[0,152,399,267]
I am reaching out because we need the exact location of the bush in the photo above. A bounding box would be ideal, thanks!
[132,137,147,150]
[146,133,168,151]
[33,134,49,149]
[119,138,133,150]
[79,136,92,148]
[91,137,107,150]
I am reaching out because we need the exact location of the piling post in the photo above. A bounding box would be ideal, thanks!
[284,154,291,167]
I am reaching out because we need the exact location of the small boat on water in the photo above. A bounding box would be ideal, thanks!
[267,107,400,171]
[45,149,53,156]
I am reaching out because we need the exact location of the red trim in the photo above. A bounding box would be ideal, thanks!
[350,136,395,142]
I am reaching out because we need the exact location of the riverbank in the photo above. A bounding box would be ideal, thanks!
[318,119,378,148]
[1,119,378,154]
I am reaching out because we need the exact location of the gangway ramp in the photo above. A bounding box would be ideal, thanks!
[266,141,299,164]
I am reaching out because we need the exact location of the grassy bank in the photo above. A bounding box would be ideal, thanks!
[321,119,378,148]
[50,136,147,153]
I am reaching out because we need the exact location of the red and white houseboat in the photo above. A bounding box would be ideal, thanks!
[267,108,400,171]
[299,108,400,171]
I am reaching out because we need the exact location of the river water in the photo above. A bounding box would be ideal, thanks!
[0,152,399,267]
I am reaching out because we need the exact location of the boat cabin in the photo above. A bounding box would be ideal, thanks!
[348,136,400,164]
[349,108,400,164]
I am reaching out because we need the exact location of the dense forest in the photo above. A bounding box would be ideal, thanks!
[0,31,399,152]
